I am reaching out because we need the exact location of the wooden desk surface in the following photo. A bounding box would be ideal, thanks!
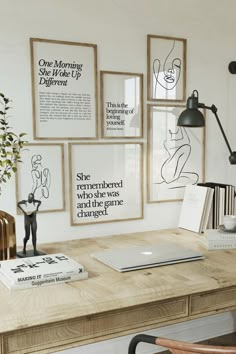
[1,228,236,354]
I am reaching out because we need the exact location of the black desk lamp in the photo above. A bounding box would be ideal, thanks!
[177,90,236,164]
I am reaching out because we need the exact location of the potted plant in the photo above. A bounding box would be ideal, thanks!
[0,92,27,193]
[0,92,27,260]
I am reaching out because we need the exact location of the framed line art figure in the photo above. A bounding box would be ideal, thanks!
[30,38,98,139]
[100,71,143,138]
[147,105,205,203]
[147,35,186,102]
[69,143,143,225]
[16,144,65,213]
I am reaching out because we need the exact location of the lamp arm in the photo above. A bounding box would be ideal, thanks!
[199,103,233,155]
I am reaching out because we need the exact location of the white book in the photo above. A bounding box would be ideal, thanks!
[201,188,214,232]
[232,186,235,214]
[219,187,225,226]
[205,229,236,241]
[0,253,85,285]
[178,185,212,233]
[0,270,88,290]
[199,235,236,250]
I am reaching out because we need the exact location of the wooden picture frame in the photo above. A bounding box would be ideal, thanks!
[16,143,65,213]
[100,71,143,138]
[69,142,143,225]
[147,105,205,203]
[147,35,186,102]
[30,38,98,139]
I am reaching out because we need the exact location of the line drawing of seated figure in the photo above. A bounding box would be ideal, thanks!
[156,124,199,189]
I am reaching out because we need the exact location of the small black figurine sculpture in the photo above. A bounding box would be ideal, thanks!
[17,193,41,256]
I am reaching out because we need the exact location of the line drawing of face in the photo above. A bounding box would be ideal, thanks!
[152,40,182,97]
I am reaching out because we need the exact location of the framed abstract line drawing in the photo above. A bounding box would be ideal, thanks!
[147,35,186,102]
[69,142,143,225]
[147,105,205,203]
[100,71,143,138]
[30,38,98,139]
[16,144,65,213]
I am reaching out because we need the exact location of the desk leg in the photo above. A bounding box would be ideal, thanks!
[0,336,5,354]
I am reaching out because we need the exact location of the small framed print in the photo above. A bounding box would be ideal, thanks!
[147,105,205,203]
[16,143,65,213]
[30,38,98,139]
[69,142,143,225]
[100,71,143,138]
[147,35,186,102]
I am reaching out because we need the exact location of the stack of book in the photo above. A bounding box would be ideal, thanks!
[198,182,235,229]
[0,253,88,290]
[199,228,236,250]
[178,185,214,233]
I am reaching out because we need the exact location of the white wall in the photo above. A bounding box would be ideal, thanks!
[0,0,236,245]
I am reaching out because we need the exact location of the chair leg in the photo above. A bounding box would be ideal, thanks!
[128,334,157,354]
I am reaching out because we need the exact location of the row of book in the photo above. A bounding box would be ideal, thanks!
[179,183,236,234]
[198,182,235,229]
[0,253,88,290]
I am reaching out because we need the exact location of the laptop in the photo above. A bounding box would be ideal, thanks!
[91,244,204,272]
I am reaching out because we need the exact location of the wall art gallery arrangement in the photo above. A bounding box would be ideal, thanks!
[16,34,205,226]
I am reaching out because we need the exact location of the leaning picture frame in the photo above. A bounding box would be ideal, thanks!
[30,38,98,139]
[69,142,143,225]
[147,105,205,203]
[100,71,143,138]
[147,34,186,102]
[15,143,65,213]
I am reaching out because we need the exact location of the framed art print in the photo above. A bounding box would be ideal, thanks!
[147,105,205,203]
[69,143,143,225]
[147,35,186,102]
[16,144,65,213]
[100,71,143,138]
[30,38,98,139]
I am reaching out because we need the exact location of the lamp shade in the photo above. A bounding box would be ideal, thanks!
[177,108,205,127]
[177,90,205,127]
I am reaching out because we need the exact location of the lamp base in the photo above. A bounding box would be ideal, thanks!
[229,152,236,164]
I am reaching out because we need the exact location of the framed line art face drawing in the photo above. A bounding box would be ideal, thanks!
[16,143,65,213]
[147,105,205,203]
[147,35,186,102]
[100,71,143,138]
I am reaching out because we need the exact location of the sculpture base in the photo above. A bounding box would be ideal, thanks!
[17,250,47,258]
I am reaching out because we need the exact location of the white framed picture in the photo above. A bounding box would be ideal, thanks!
[147,105,205,203]
[100,71,143,138]
[16,143,65,213]
[147,35,186,102]
[69,142,143,225]
[30,38,98,139]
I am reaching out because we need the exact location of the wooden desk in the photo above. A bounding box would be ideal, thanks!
[1,228,236,354]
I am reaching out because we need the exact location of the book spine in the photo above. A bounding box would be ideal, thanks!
[0,271,88,290]
[200,239,236,250]
[205,232,236,241]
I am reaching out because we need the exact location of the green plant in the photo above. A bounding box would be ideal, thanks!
[0,93,27,191]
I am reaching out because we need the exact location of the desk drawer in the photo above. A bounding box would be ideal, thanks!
[190,287,236,315]
[5,297,187,353]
